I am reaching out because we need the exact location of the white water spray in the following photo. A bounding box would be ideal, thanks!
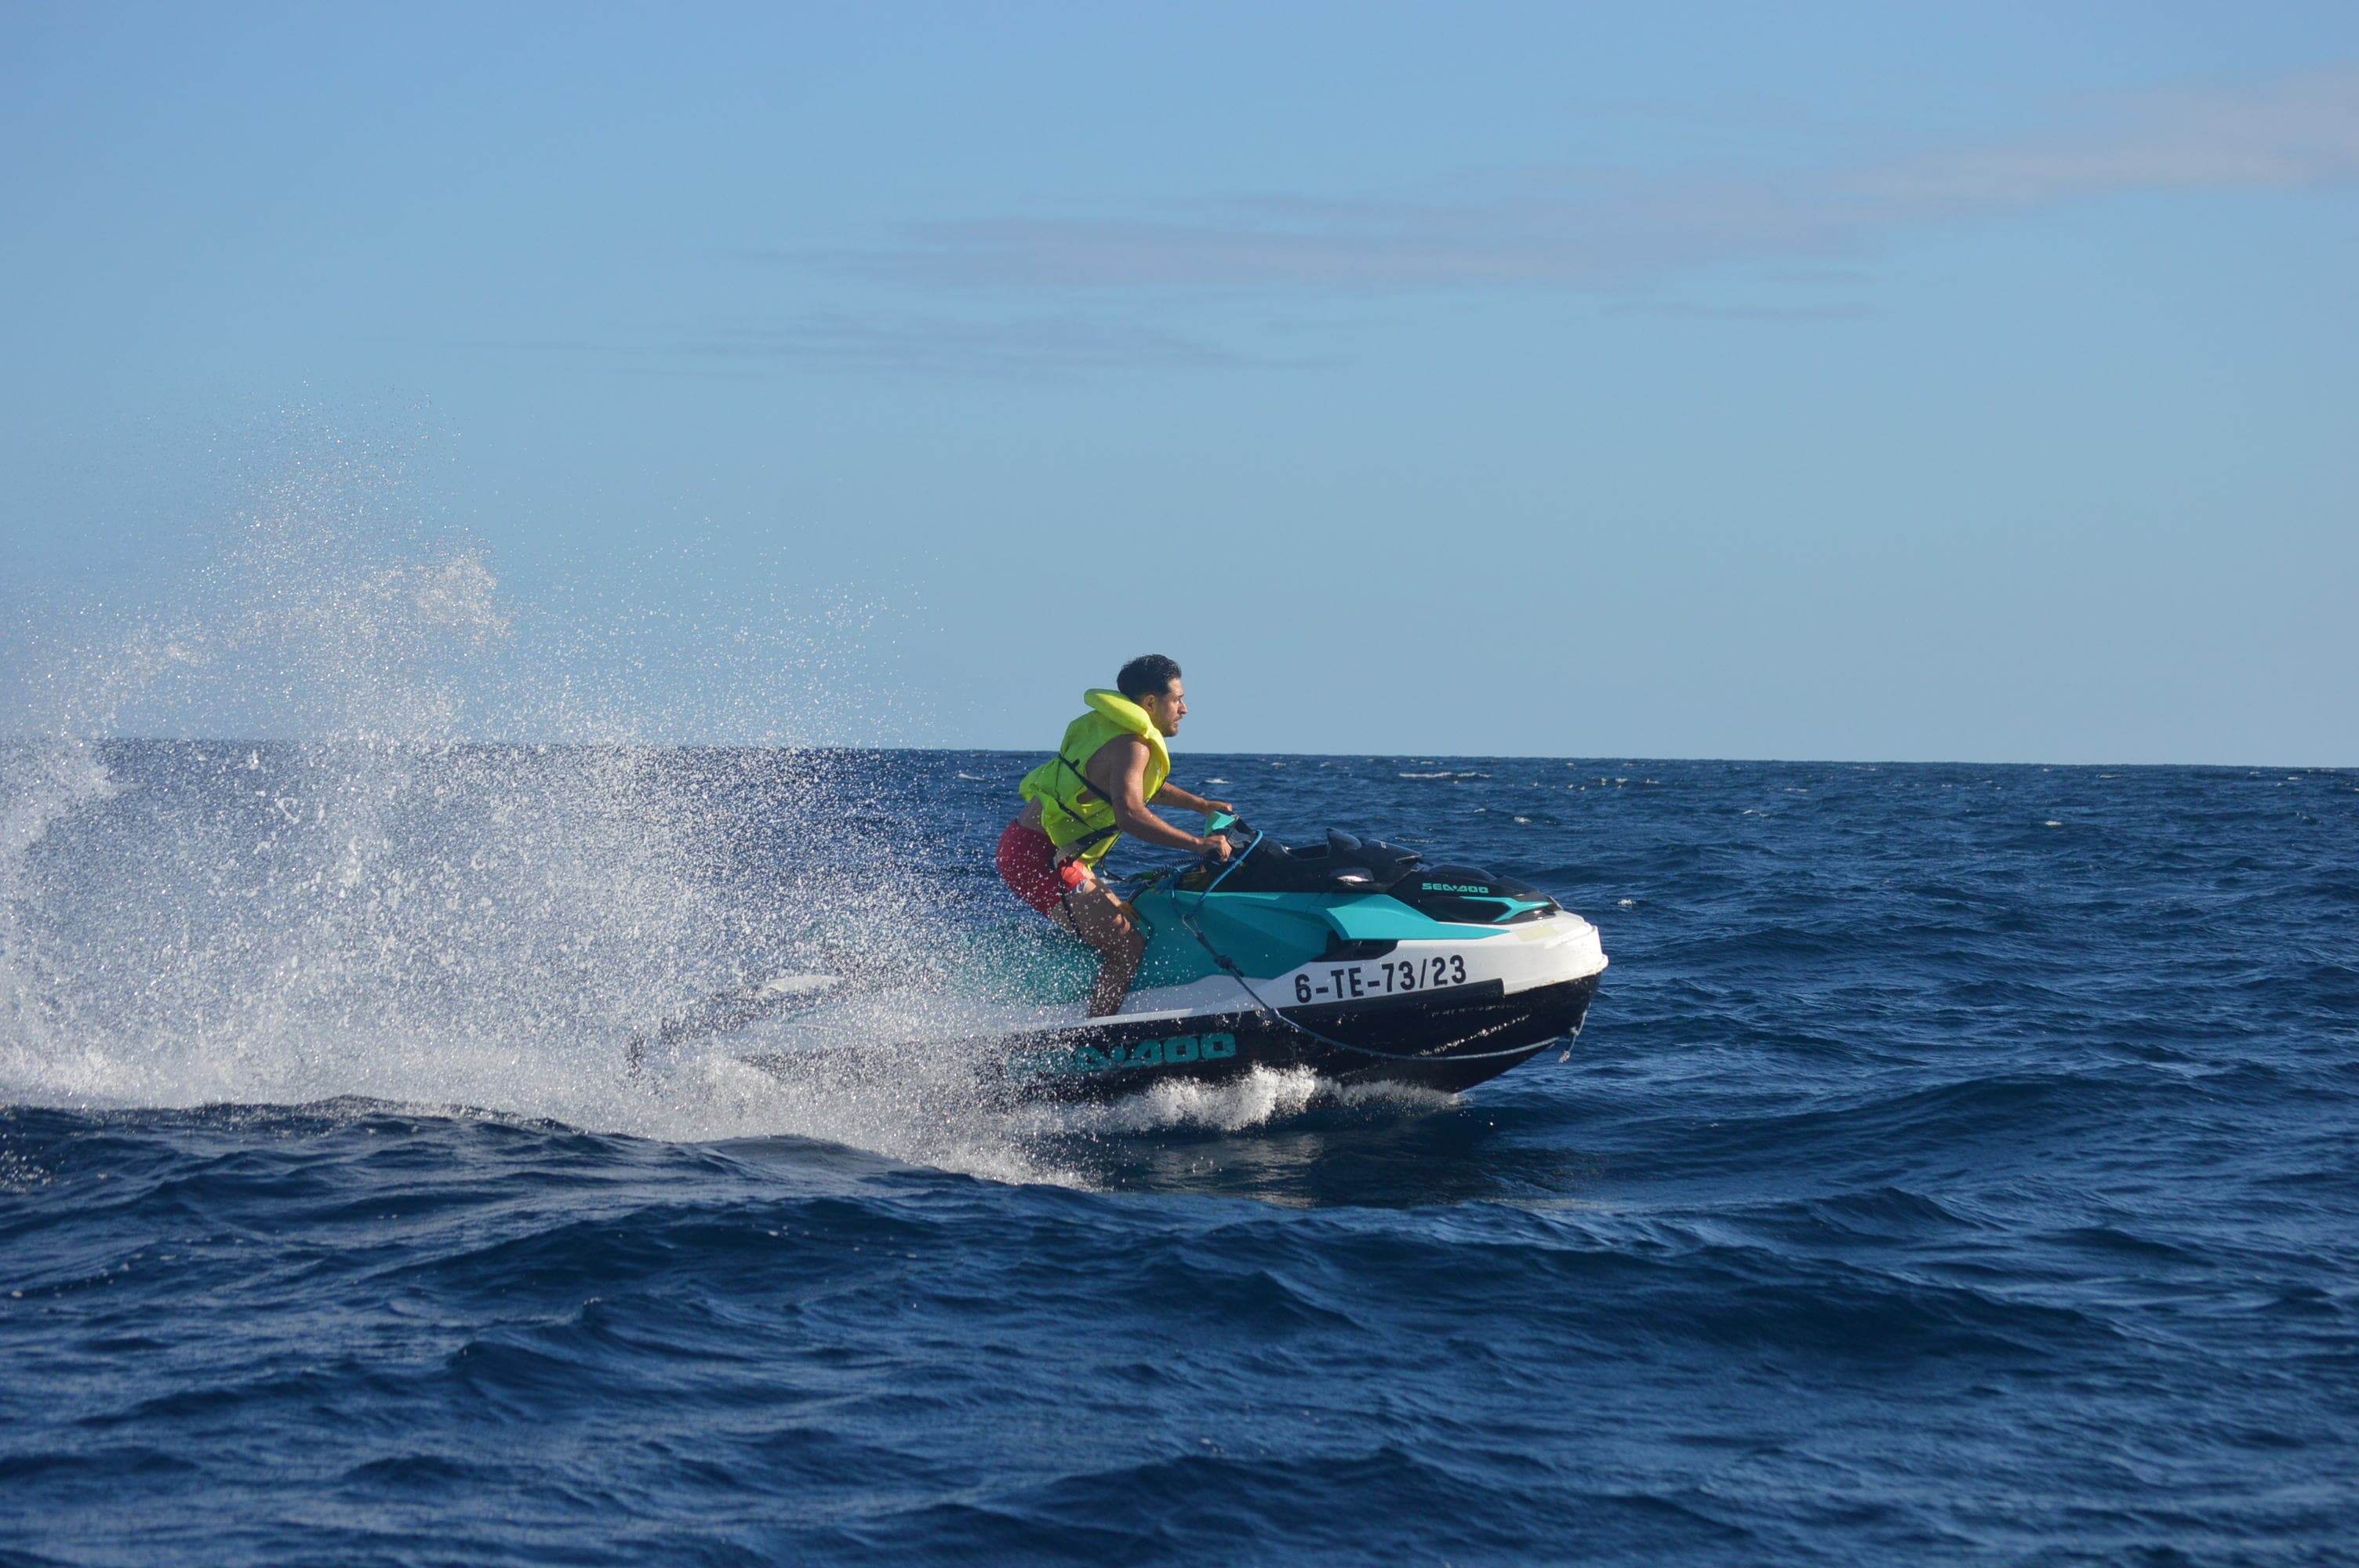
[1,428,1345,1183]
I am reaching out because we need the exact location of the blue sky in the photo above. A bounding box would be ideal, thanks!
[3,3,2354,762]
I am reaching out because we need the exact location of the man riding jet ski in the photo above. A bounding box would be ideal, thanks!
[680,816,1608,1106]
[983,822,1608,1102]
[997,654,1236,1015]
[636,653,1608,1104]
[639,657,1607,1104]
[972,657,1607,1102]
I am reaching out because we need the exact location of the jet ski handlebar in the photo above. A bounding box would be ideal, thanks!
[1110,815,1259,889]
[1199,813,1257,869]
[1124,823,1436,895]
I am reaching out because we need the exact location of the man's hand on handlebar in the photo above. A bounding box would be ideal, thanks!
[1199,833,1234,862]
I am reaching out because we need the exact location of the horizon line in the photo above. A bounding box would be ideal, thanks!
[12,735,2348,774]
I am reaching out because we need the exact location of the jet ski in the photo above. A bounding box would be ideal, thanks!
[982,818,1605,1101]
[671,817,1607,1104]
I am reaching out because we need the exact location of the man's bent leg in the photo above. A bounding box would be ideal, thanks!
[1052,880,1147,1018]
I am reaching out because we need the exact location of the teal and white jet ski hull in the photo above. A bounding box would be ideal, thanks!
[981,827,1608,1102]
[672,827,1608,1105]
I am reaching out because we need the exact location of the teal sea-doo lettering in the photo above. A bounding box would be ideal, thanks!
[1008,1033,1238,1081]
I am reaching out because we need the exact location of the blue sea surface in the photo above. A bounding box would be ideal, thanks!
[3,747,2355,1564]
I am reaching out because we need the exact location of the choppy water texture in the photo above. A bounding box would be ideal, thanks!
[4,748,2356,1565]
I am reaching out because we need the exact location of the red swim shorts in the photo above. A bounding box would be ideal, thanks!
[997,821,1088,916]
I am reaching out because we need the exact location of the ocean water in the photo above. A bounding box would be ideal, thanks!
[3,743,2356,1565]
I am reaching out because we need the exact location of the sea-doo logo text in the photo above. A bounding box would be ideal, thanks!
[1008,1033,1238,1080]
[1422,882,1489,893]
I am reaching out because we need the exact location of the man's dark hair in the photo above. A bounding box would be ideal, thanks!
[1117,654,1183,701]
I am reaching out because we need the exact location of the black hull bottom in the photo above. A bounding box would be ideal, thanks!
[986,974,1600,1104]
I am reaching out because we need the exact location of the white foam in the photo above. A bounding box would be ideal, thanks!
[2,429,1474,1191]
[0,434,1070,1185]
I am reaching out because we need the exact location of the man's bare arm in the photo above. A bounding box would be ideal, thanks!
[1086,738,1226,857]
[1151,781,1233,817]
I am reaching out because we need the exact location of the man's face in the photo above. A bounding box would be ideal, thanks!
[1138,680,1187,737]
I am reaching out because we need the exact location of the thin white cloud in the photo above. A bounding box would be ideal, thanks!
[809,65,2359,294]
[1856,66,2359,205]
[467,313,1238,379]
[671,314,1238,376]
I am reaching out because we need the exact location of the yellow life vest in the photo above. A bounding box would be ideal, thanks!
[1017,689,1171,868]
